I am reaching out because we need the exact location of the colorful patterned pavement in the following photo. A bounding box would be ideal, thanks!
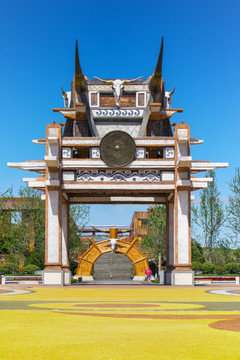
[0,285,240,360]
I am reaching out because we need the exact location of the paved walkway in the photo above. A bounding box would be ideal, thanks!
[0,284,240,359]
[74,279,148,285]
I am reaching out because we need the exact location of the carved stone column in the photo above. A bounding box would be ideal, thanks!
[169,124,194,285]
[43,124,64,285]
[62,196,71,285]
[165,197,175,284]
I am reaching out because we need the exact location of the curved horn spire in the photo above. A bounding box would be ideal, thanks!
[75,40,87,90]
[94,77,113,84]
[149,37,164,93]
[122,77,143,84]
[91,225,109,233]
[118,228,134,233]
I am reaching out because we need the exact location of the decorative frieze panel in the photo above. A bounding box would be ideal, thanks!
[62,147,73,159]
[74,170,162,182]
[95,122,141,138]
[163,147,175,159]
[90,147,100,159]
[87,84,149,92]
[92,109,143,118]
[135,147,146,159]
[89,147,146,159]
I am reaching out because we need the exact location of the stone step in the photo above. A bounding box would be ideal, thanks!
[94,252,134,279]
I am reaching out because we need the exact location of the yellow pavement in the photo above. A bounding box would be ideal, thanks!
[0,286,240,360]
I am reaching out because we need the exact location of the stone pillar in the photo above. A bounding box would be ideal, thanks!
[169,124,194,285]
[165,198,175,284]
[62,197,71,285]
[43,124,64,285]
[172,188,193,285]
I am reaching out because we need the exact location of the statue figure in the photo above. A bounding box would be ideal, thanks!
[94,77,142,107]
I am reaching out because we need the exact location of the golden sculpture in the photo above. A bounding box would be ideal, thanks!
[75,226,149,278]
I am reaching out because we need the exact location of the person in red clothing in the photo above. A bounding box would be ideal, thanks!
[145,269,152,283]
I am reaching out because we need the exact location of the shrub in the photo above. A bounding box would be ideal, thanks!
[202,263,215,275]
[22,264,40,274]
[212,249,227,267]
[225,262,240,275]
[192,262,203,272]
[191,239,204,263]
[69,259,78,275]
[26,252,44,270]
[234,248,240,260]
[0,263,19,275]
[215,266,226,275]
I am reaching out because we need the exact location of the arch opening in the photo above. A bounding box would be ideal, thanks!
[94,252,133,279]
[75,237,150,280]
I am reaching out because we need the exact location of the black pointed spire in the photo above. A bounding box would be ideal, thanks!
[75,40,86,90]
[155,37,163,78]
[149,37,164,93]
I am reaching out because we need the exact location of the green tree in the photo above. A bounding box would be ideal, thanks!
[191,170,225,263]
[141,205,166,266]
[0,188,14,255]
[227,167,240,246]
[0,187,45,269]
[69,204,90,271]
[0,187,90,272]
[191,238,204,262]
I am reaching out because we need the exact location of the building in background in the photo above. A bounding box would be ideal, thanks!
[130,211,148,243]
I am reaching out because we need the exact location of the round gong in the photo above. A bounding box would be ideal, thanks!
[100,131,136,167]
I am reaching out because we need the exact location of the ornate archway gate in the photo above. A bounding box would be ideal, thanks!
[75,237,149,280]
[8,39,227,286]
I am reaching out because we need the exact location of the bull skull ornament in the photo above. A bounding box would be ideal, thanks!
[94,77,142,107]
[91,225,133,252]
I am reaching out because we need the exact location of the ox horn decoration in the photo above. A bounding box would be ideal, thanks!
[94,76,142,107]
[91,225,134,252]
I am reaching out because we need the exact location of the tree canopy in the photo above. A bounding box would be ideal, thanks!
[141,205,166,266]
[0,186,90,272]
[227,167,240,246]
[192,170,226,263]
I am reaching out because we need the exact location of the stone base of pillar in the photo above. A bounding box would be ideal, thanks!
[159,270,165,284]
[164,270,194,285]
[164,270,172,285]
[43,270,64,286]
[73,275,94,282]
[63,270,72,285]
[133,276,146,281]
[172,271,194,286]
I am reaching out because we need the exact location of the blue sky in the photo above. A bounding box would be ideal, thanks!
[0,0,239,226]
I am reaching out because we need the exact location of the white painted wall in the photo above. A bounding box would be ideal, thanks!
[168,202,174,265]
[177,191,189,264]
[48,190,60,263]
[62,201,68,267]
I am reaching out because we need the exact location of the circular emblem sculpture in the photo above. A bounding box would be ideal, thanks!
[100,130,136,167]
